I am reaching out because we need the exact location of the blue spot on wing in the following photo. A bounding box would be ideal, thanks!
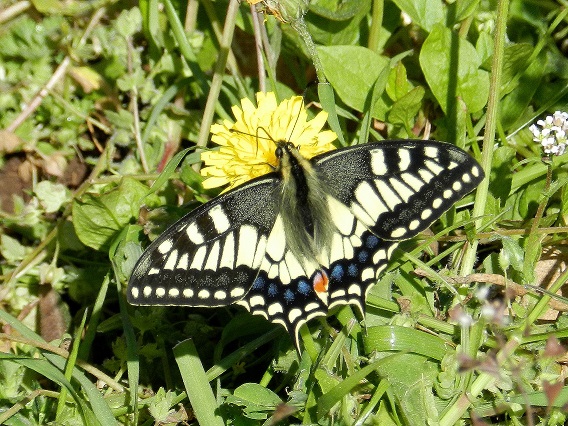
[297,280,311,295]
[268,283,278,297]
[330,264,344,282]
[358,250,369,263]
[366,235,379,248]
[284,289,295,303]
[252,276,265,290]
[348,264,358,277]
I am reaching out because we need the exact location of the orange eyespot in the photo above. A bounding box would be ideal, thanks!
[313,271,329,294]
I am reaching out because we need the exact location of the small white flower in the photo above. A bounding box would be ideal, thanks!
[531,111,568,156]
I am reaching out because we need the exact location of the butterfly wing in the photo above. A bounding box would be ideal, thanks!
[128,175,282,307]
[310,140,484,313]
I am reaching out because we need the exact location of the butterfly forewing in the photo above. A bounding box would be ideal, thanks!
[128,176,281,306]
[313,140,483,240]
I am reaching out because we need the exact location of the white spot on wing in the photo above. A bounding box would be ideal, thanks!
[330,289,346,298]
[350,201,375,226]
[186,223,204,244]
[425,159,444,175]
[265,216,286,261]
[370,149,387,175]
[169,288,179,297]
[452,181,462,191]
[231,287,245,298]
[158,239,173,254]
[390,227,406,238]
[190,246,207,269]
[418,168,434,183]
[204,241,220,270]
[252,235,268,268]
[327,196,355,235]
[177,253,189,270]
[362,267,374,281]
[288,308,302,323]
[279,262,291,284]
[355,181,388,221]
[398,148,411,170]
[198,289,210,299]
[373,249,386,263]
[214,290,227,300]
[130,287,139,298]
[156,287,165,297]
[375,180,401,211]
[268,303,283,316]
[183,289,194,298]
[421,209,432,220]
[143,286,152,297]
[209,204,230,233]
[236,225,258,266]
[389,178,413,203]
[219,232,235,269]
[432,198,442,209]
[249,295,265,307]
[348,284,361,295]
[305,302,320,312]
[409,220,420,231]
[401,172,424,192]
[425,146,438,158]
[164,250,178,270]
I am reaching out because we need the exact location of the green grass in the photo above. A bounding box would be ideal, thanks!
[1,0,568,424]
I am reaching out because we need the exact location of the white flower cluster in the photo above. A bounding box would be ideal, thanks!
[529,111,568,156]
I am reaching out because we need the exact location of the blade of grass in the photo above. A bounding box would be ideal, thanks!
[56,308,89,420]
[173,339,225,426]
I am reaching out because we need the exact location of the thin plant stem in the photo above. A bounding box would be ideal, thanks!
[250,5,267,92]
[461,0,510,274]
[195,0,240,154]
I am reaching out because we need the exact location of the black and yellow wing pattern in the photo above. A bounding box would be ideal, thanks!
[128,140,483,348]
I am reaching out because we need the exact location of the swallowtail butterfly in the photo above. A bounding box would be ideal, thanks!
[128,140,483,349]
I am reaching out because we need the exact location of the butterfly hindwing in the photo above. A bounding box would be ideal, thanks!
[128,176,281,307]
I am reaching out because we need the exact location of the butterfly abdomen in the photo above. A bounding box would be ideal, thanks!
[276,142,335,264]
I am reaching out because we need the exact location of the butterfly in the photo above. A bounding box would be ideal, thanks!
[127,139,483,349]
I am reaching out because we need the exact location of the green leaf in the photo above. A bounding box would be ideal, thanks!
[147,388,176,423]
[375,353,439,425]
[318,45,390,119]
[309,0,370,21]
[35,181,70,213]
[390,0,445,32]
[500,236,525,274]
[419,24,489,114]
[488,146,516,207]
[72,178,149,251]
[226,383,282,419]
[500,53,544,130]
[387,86,425,135]
[0,234,27,262]
[114,7,142,39]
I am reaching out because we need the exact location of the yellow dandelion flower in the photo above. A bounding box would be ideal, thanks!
[201,92,337,191]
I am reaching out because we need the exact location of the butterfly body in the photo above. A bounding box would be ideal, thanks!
[128,140,483,348]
